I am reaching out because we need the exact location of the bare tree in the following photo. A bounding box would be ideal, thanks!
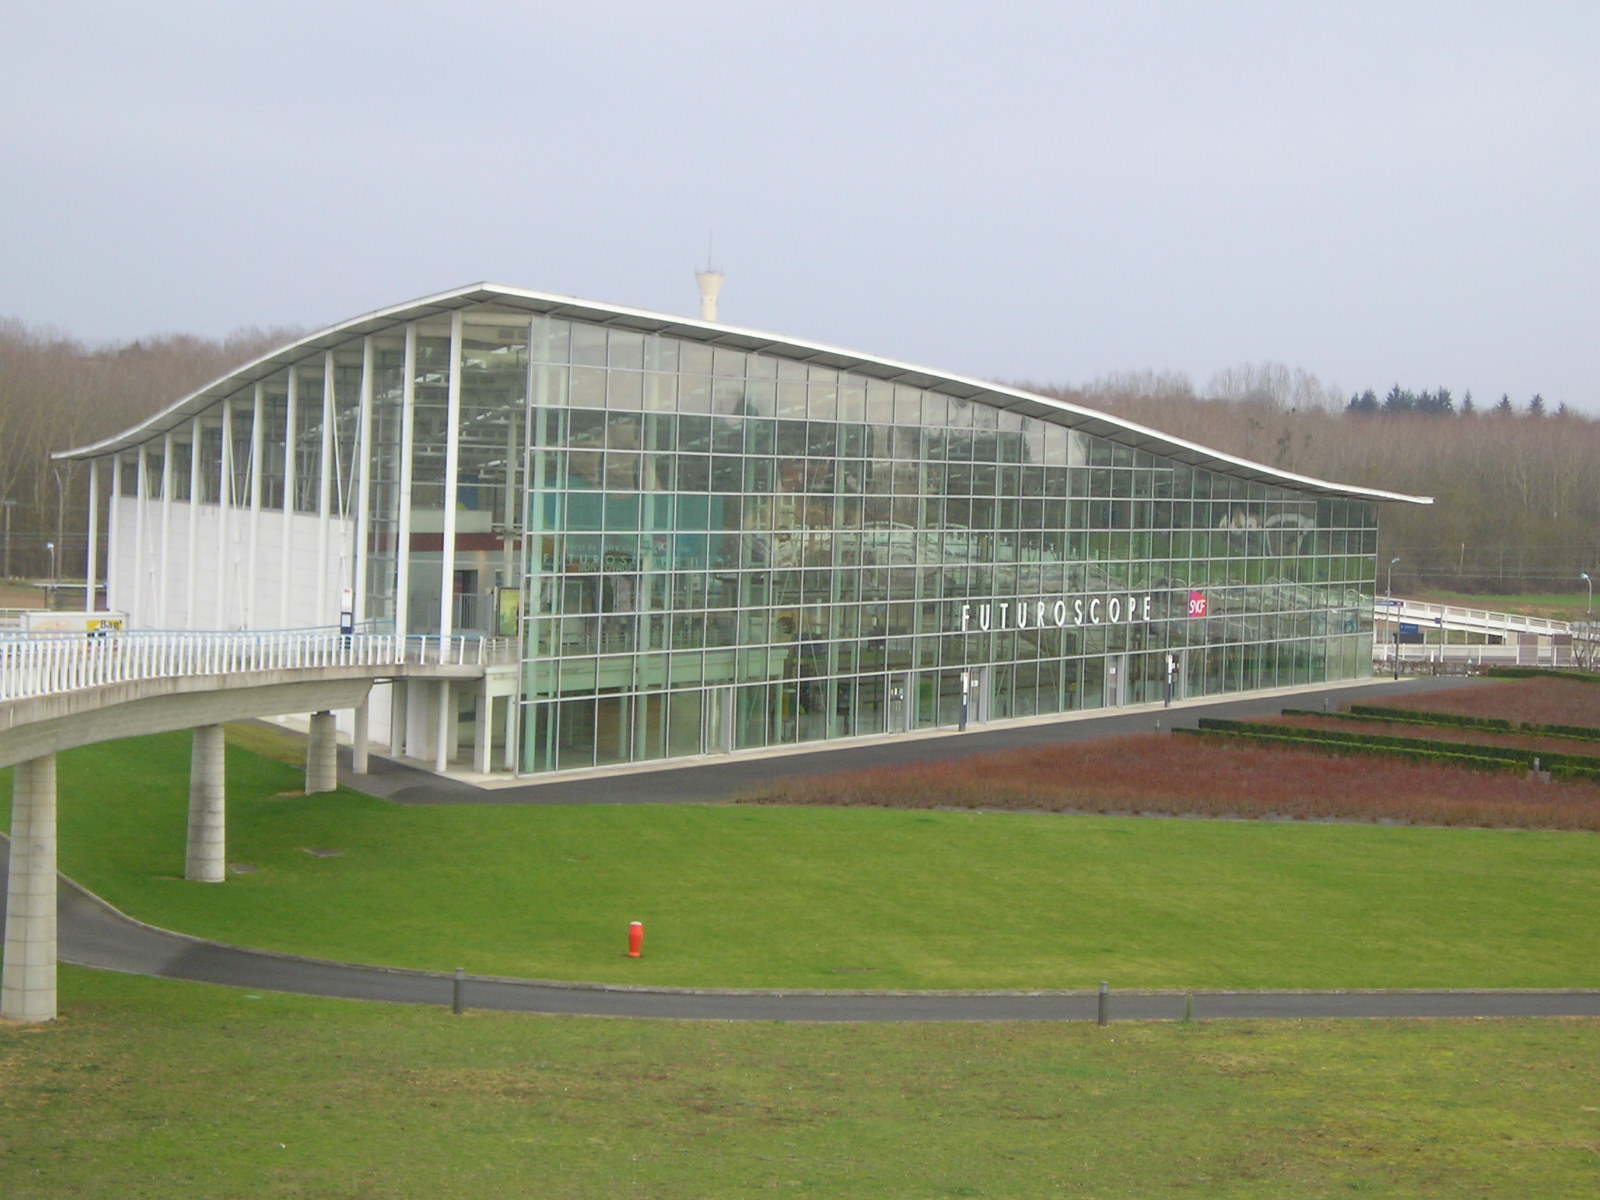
[0,319,297,580]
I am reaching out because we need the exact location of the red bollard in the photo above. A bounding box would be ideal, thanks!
[627,921,644,958]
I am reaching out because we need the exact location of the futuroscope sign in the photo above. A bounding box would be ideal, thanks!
[957,590,1209,633]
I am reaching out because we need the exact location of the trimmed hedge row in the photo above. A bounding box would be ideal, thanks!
[1485,667,1600,685]
[1175,726,1529,776]
[1281,706,1503,732]
[1526,720,1600,740]
[1347,704,1513,730]
[1201,717,1532,763]
[1192,717,1600,783]
[1290,705,1600,743]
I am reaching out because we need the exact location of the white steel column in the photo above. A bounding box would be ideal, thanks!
[159,430,175,627]
[435,679,452,772]
[247,383,264,627]
[2,754,58,1023]
[502,416,518,595]
[84,457,100,612]
[389,679,409,756]
[438,311,463,639]
[217,400,234,628]
[185,725,226,883]
[107,455,121,614]
[316,350,335,622]
[353,336,375,626]
[280,368,298,626]
[514,339,552,777]
[132,446,147,624]
[185,417,201,628]
[394,324,417,637]
[474,682,492,774]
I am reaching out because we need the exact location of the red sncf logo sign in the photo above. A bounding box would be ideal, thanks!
[1188,590,1208,618]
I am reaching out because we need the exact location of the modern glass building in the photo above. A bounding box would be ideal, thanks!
[62,284,1428,777]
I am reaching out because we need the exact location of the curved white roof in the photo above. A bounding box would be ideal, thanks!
[60,282,1430,505]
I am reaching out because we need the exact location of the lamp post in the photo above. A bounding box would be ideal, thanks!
[52,463,69,584]
[1,497,15,580]
[46,540,57,582]
[1582,573,1593,669]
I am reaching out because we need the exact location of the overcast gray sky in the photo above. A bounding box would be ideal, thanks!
[2,2,1595,409]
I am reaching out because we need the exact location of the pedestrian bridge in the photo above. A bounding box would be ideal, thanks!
[1374,598,1587,670]
[1376,598,1573,640]
[1,628,512,1023]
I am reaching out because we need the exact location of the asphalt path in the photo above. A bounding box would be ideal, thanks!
[11,673,1600,1022]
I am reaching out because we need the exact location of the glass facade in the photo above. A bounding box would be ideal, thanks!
[84,290,1388,777]
[516,316,1376,773]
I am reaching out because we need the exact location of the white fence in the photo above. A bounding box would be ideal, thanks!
[1375,598,1572,638]
[1377,643,1572,671]
[0,629,516,703]
[1371,598,1593,673]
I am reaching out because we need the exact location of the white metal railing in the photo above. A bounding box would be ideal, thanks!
[1371,598,1588,675]
[1374,638,1600,674]
[0,628,517,703]
[1376,643,1571,669]
[1374,598,1572,638]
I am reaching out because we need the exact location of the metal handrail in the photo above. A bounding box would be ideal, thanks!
[0,628,513,703]
[1374,598,1573,637]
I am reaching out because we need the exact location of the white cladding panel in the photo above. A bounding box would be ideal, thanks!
[109,496,351,630]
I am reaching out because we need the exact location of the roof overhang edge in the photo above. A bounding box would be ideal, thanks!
[55,282,1433,506]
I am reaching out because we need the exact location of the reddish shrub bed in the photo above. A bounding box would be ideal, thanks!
[1257,712,1600,759]
[739,733,1600,831]
[1360,677,1600,729]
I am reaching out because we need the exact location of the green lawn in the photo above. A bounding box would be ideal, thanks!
[1415,589,1592,615]
[5,730,1598,991]
[2,968,1597,1199]
[7,731,1600,1197]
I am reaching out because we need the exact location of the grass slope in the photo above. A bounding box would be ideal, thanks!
[5,731,1598,991]
[1414,589,1591,617]
[2,969,1597,1199]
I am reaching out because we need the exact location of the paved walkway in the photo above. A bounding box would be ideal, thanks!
[15,673,1600,1022]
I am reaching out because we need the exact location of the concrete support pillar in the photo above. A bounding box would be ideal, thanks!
[473,684,492,775]
[352,698,370,774]
[306,710,339,794]
[388,680,408,757]
[403,679,429,761]
[185,724,226,883]
[503,690,520,773]
[3,754,58,1023]
[434,680,452,773]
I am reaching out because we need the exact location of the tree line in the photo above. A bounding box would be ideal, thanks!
[0,319,295,580]
[1,318,1593,597]
[1029,365,1600,596]
[1346,385,1563,418]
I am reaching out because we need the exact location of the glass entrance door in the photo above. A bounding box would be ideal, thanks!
[840,673,890,737]
[887,672,912,733]
[1105,655,1126,706]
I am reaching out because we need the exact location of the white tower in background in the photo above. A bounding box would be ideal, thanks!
[695,265,724,323]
